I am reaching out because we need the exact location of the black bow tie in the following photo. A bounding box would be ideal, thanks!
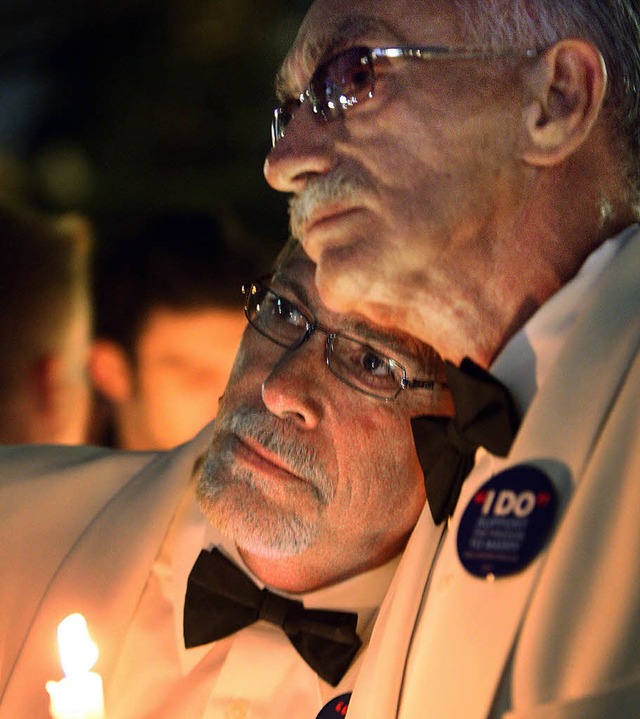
[183,548,362,686]
[412,357,520,525]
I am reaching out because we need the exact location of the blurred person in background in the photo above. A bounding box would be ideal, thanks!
[89,211,251,450]
[0,201,93,444]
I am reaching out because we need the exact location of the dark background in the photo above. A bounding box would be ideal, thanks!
[0,0,312,264]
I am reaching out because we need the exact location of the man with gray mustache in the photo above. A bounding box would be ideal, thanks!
[0,239,452,718]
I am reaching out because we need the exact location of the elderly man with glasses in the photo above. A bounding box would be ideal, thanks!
[264,0,640,717]
[0,239,452,718]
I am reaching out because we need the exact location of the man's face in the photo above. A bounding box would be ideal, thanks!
[264,0,526,357]
[130,307,246,449]
[197,246,452,587]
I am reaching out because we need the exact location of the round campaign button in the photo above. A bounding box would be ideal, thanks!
[315,693,351,718]
[457,464,558,578]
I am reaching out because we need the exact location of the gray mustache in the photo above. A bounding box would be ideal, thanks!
[289,169,370,240]
[227,407,333,504]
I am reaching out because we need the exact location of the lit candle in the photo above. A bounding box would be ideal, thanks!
[46,613,105,719]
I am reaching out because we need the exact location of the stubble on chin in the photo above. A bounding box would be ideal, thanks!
[196,450,319,558]
[195,407,332,558]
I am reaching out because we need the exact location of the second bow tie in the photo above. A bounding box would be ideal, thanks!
[412,357,520,525]
[183,548,362,686]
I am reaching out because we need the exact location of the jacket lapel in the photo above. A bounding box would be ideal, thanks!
[347,507,444,717]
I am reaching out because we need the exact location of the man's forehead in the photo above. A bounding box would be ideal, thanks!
[276,13,401,98]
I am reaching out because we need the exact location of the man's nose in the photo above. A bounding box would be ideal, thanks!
[263,104,335,193]
[261,338,325,428]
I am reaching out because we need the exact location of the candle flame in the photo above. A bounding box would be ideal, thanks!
[57,613,99,677]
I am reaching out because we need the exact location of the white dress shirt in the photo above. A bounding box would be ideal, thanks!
[104,473,399,719]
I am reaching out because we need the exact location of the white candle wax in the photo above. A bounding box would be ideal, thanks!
[46,613,105,719]
[46,672,104,719]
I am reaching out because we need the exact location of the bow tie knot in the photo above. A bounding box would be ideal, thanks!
[258,589,295,626]
[184,548,362,686]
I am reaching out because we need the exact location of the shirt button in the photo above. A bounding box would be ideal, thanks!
[226,699,250,719]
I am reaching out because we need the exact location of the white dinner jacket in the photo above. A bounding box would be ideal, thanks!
[348,231,640,718]
[0,423,213,718]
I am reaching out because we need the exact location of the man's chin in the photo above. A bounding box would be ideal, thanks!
[313,258,361,315]
[197,483,318,559]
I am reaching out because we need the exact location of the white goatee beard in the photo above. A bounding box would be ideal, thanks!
[196,406,333,558]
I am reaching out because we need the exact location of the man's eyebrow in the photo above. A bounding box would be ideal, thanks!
[274,15,403,100]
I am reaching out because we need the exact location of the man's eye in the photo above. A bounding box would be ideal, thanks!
[268,296,307,327]
[318,47,373,111]
[360,349,393,377]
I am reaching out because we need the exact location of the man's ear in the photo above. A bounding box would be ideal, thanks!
[521,38,607,166]
[89,340,134,402]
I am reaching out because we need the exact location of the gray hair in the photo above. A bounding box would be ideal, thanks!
[454,0,640,202]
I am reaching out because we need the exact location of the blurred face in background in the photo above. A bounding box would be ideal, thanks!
[91,306,246,450]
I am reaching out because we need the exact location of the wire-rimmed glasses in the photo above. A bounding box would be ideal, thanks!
[243,280,437,401]
[271,44,539,146]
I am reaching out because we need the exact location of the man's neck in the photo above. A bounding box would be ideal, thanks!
[238,547,344,594]
[237,544,401,595]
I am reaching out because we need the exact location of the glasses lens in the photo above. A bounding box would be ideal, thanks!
[328,334,401,399]
[245,283,310,349]
[310,46,374,118]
